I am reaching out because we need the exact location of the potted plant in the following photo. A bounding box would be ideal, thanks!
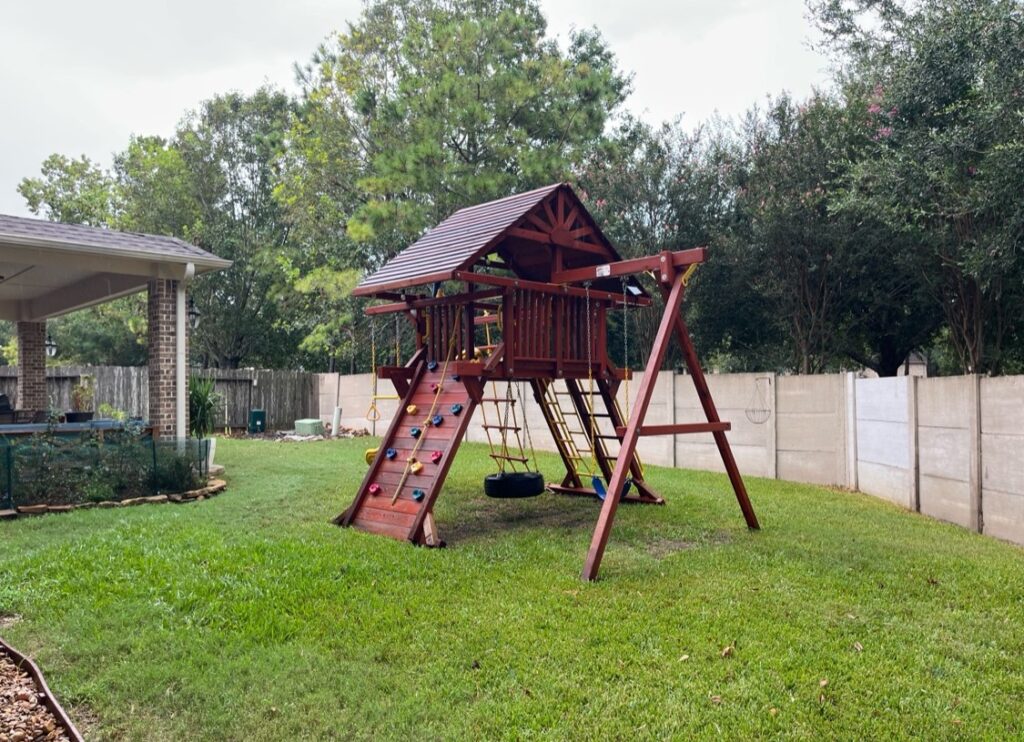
[188,375,221,469]
[66,377,95,423]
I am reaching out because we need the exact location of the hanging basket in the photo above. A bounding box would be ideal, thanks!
[744,376,772,425]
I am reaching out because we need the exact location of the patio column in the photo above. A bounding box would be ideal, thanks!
[17,321,47,411]
[148,279,188,438]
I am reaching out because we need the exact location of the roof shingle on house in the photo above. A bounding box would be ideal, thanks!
[0,213,230,270]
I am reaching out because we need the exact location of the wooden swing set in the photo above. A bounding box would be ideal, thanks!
[335,183,759,581]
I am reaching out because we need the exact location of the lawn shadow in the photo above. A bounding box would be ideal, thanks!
[441,492,598,544]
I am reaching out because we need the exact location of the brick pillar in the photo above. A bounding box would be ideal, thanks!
[17,321,47,411]
[148,279,181,437]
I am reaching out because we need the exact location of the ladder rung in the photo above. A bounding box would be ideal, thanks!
[489,454,530,462]
[481,424,520,431]
[481,397,516,404]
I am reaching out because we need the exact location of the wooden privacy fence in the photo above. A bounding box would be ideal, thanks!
[0,366,318,431]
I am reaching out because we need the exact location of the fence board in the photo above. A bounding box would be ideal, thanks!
[0,366,317,431]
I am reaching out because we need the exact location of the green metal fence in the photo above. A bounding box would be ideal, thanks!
[0,426,208,510]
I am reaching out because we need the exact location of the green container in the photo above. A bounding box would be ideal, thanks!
[294,419,325,436]
[248,409,266,434]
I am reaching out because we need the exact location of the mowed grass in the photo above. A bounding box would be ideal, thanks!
[2,438,1023,740]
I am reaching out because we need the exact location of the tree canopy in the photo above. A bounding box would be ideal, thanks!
[11,0,1024,376]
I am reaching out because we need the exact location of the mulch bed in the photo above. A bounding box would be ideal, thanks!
[3,479,227,519]
[0,651,75,742]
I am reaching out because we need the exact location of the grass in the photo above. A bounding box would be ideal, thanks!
[2,437,1023,740]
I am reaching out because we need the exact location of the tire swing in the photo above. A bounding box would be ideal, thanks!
[483,380,545,499]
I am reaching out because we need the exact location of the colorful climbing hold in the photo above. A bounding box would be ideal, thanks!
[450,403,463,416]
[368,483,382,496]
[430,450,443,464]
[410,427,422,438]
[406,404,419,415]
[452,374,461,381]
[431,414,443,427]
[409,459,424,474]
[431,382,442,393]
[412,489,425,502]
[427,360,439,371]
[385,448,397,459]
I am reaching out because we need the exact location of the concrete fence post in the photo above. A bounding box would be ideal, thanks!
[669,369,677,469]
[909,375,920,512]
[844,372,858,491]
[768,372,778,480]
[969,374,983,533]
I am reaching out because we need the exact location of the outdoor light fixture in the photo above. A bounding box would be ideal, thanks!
[45,334,57,358]
[187,297,201,330]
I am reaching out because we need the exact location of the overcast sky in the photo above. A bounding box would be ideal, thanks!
[0,0,831,217]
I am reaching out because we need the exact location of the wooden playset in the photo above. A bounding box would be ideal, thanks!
[334,183,759,580]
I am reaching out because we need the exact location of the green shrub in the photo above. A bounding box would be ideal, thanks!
[188,376,221,439]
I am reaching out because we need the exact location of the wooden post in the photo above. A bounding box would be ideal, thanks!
[581,274,688,581]
[672,311,760,531]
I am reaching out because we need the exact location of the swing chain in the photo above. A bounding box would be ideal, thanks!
[366,315,382,421]
[583,283,600,475]
[621,277,630,420]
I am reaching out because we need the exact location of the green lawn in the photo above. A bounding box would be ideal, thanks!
[2,438,1023,740]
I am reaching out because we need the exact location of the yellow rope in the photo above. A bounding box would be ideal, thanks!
[392,312,462,504]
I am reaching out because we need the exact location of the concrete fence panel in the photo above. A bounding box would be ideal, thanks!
[776,374,847,486]
[980,376,1024,546]
[674,372,774,478]
[855,377,915,509]
[916,376,977,529]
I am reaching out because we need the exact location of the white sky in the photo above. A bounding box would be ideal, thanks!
[0,0,831,217]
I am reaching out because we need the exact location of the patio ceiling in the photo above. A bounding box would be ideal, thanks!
[0,214,231,322]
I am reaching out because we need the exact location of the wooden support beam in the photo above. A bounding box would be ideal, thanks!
[613,422,731,436]
[452,271,650,305]
[552,248,707,285]
[506,227,608,255]
[581,273,688,581]
[365,289,502,315]
[670,313,760,532]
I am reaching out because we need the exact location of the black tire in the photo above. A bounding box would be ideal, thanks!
[483,471,546,499]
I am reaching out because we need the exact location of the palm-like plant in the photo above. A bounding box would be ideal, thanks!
[188,376,220,439]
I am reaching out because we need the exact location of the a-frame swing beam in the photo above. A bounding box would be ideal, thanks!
[580,273,760,581]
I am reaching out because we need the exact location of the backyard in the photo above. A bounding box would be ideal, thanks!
[1,438,1022,739]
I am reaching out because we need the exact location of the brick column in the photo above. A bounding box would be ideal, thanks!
[148,279,182,437]
[17,321,47,411]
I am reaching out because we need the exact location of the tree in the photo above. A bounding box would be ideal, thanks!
[17,90,303,369]
[16,155,147,365]
[173,88,301,368]
[18,154,117,227]
[278,0,631,370]
[813,0,1024,373]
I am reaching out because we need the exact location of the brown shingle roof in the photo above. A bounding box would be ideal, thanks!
[0,213,230,270]
[354,184,564,295]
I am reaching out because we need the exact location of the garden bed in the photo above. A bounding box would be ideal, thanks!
[0,426,209,511]
[0,638,82,742]
[2,479,227,519]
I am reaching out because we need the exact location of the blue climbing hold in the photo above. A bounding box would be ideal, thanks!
[427,360,439,371]
[410,427,422,438]
[431,414,443,427]
[412,489,425,502]
[452,374,461,381]
[385,448,397,459]
[450,403,463,416]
